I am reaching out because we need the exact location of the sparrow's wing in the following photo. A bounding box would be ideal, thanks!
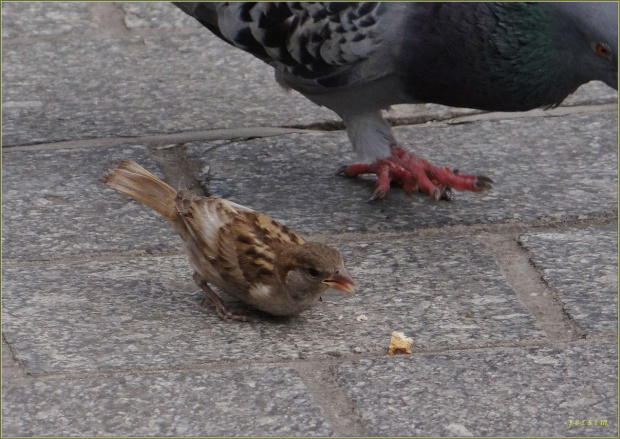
[232,210,305,287]
[175,192,253,292]
[176,193,305,290]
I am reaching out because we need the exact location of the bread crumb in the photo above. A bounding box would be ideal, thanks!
[356,314,367,321]
[388,331,413,355]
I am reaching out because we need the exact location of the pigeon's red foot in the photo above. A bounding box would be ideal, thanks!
[337,145,493,201]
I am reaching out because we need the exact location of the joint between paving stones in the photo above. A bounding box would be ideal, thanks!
[89,2,131,37]
[516,239,589,340]
[441,102,618,126]
[1,127,310,151]
[1,104,613,152]
[306,214,618,246]
[476,233,587,342]
[8,337,614,386]
[1,216,616,267]
[1,248,186,268]
[148,143,206,195]
[275,103,616,133]
[2,334,28,377]
[292,363,369,437]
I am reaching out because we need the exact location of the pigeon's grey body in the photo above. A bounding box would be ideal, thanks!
[174,2,618,186]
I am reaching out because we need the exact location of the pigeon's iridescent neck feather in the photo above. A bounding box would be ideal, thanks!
[487,3,567,107]
[400,3,579,111]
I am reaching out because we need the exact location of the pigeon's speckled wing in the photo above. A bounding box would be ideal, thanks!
[174,2,396,90]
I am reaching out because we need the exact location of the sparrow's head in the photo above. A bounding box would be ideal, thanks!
[280,242,356,300]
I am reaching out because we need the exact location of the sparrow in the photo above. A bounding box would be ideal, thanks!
[102,159,356,321]
[173,2,617,201]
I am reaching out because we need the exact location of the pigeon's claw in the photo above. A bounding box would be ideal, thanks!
[474,175,494,189]
[339,161,416,201]
[339,145,493,201]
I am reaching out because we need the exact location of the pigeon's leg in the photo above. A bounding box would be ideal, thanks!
[193,272,252,322]
[338,145,493,201]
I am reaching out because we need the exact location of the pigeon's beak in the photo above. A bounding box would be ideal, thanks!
[323,268,357,294]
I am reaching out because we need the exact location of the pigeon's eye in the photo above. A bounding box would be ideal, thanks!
[307,267,320,278]
[595,43,612,59]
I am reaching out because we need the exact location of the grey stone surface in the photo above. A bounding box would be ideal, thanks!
[2,366,332,437]
[562,81,620,106]
[386,81,618,123]
[1,34,336,146]
[519,227,618,336]
[335,343,618,437]
[119,2,203,31]
[1,2,96,39]
[2,238,544,375]
[1,145,180,260]
[1,339,23,388]
[189,111,618,235]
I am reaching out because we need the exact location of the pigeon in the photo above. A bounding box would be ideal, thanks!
[103,159,356,321]
[173,2,618,201]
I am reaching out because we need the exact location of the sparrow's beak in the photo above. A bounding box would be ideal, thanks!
[322,268,357,294]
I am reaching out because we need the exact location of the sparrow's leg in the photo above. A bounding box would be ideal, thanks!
[338,145,493,201]
[193,273,251,322]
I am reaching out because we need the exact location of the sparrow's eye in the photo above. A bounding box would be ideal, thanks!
[307,267,320,278]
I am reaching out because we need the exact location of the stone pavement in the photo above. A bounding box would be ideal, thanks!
[1,2,618,437]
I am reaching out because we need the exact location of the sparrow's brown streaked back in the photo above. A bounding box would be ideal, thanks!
[102,159,356,321]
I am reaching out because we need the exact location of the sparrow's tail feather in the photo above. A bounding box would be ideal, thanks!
[102,159,179,221]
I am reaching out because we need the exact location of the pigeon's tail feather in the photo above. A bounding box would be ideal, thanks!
[102,159,179,221]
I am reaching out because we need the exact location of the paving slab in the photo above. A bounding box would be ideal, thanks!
[189,111,618,235]
[1,145,179,260]
[519,227,618,336]
[1,33,336,146]
[334,343,618,437]
[2,237,545,375]
[0,2,96,39]
[119,1,204,31]
[387,81,618,123]
[2,366,332,437]
[561,81,620,106]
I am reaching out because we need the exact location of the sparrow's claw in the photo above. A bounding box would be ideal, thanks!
[215,305,253,323]
[195,273,252,322]
[200,291,252,322]
[338,145,492,201]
